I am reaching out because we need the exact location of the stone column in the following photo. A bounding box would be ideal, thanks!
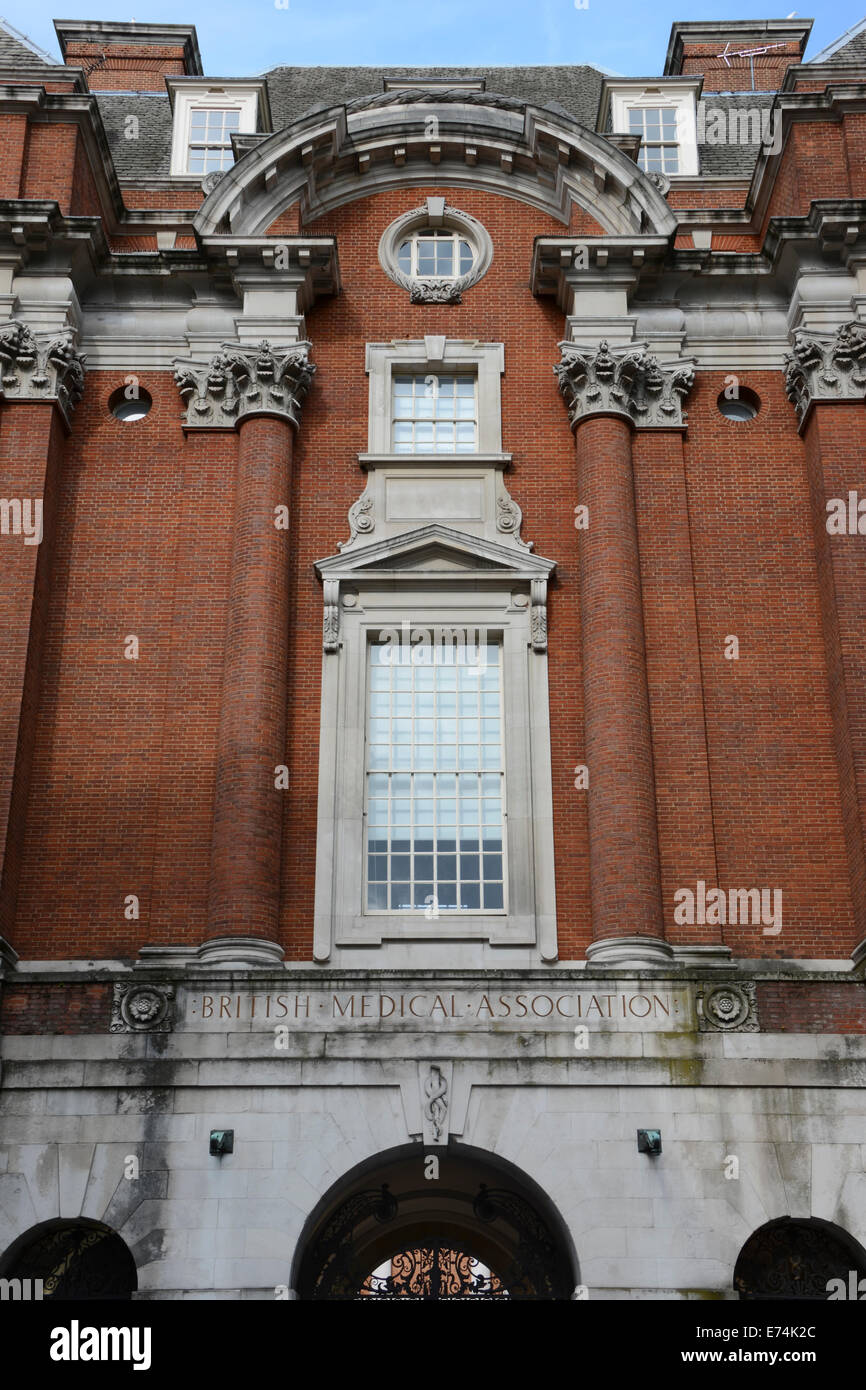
[0,322,85,948]
[555,340,695,966]
[785,322,866,958]
[174,340,315,964]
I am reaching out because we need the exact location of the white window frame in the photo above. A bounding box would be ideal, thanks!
[363,635,508,916]
[606,83,699,178]
[366,339,503,455]
[391,371,479,453]
[169,85,261,177]
[312,572,557,965]
[397,229,476,281]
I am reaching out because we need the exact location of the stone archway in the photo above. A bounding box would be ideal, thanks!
[734,1217,866,1300]
[0,1219,137,1300]
[293,1143,578,1300]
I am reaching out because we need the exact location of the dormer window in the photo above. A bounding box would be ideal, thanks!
[187,107,241,174]
[600,79,701,178]
[167,81,268,178]
[627,105,680,174]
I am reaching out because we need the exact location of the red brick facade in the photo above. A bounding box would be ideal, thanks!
[1,18,865,988]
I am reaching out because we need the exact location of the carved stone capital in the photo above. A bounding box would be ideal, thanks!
[0,321,86,426]
[173,339,315,430]
[555,339,695,430]
[784,322,866,427]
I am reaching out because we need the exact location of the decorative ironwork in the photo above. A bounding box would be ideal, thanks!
[360,1242,508,1299]
[735,1218,866,1300]
[2,1224,137,1300]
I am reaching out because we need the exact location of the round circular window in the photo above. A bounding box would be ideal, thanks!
[717,386,760,420]
[379,202,493,303]
[109,386,152,421]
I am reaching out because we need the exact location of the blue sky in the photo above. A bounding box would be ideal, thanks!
[2,1,862,75]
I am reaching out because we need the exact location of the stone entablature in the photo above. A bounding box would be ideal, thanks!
[173,339,315,430]
[555,338,696,429]
[0,321,85,425]
[783,321,866,427]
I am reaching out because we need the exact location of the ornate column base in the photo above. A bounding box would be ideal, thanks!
[584,935,675,969]
[190,936,286,969]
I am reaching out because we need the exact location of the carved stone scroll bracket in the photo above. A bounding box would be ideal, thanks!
[173,339,315,430]
[337,489,375,551]
[555,338,696,430]
[530,577,548,653]
[110,982,175,1033]
[696,980,759,1033]
[323,577,341,653]
[784,321,866,428]
[495,487,531,551]
[0,321,86,428]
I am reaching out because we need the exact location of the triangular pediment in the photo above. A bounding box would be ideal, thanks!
[315,524,556,581]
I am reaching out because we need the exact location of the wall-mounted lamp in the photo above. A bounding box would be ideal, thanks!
[210,1129,234,1156]
[637,1128,662,1156]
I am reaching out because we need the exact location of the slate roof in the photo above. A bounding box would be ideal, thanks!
[0,21,60,69]
[696,93,777,177]
[808,17,866,64]
[96,93,175,179]
[63,59,778,184]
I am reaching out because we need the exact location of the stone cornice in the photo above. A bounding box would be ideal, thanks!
[194,99,678,236]
[784,321,866,428]
[556,339,696,430]
[531,235,670,310]
[0,320,85,425]
[173,339,315,431]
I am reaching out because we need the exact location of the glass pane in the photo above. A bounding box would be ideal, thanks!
[365,639,504,913]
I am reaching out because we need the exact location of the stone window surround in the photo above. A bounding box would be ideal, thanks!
[604,80,700,178]
[168,81,263,177]
[366,337,504,454]
[312,578,557,962]
[377,200,494,302]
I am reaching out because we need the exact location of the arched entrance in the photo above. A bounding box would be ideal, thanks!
[0,1219,137,1300]
[293,1144,577,1300]
[734,1217,866,1300]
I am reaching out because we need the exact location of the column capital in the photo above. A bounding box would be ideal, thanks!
[0,321,85,427]
[784,321,866,428]
[555,339,695,430]
[173,339,316,431]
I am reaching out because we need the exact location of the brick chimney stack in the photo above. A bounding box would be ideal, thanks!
[53,19,202,91]
[665,19,813,93]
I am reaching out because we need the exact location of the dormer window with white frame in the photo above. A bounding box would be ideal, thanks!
[602,79,701,178]
[167,81,266,177]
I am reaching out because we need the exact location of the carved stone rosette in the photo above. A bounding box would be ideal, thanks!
[784,322,866,426]
[0,321,86,425]
[110,982,175,1033]
[173,339,315,430]
[555,339,695,429]
[697,980,758,1033]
